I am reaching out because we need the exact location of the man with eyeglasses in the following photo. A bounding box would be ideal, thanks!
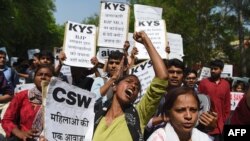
[183,68,198,92]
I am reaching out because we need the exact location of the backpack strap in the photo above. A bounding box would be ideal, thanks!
[124,105,144,141]
[93,101,144,141]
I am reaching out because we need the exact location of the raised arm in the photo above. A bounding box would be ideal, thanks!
[133,31,168,79]
[54,51,66,76]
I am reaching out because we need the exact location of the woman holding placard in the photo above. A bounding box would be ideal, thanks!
[2,64,54,141]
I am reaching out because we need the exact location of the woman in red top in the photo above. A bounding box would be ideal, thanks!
[2,64,54,141]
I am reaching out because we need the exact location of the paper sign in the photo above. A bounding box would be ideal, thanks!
[135,20,167,59]
[221,64,233,78]
[230,92,244,110]
[167,32,184,57]
[198,67,211,81]
[45,78,96,141]
[97,1,130,48]
[10,57,18,67]
[130,60,155,103]
[63,21,97,68]
[134,4,162,20]
[27,49,40,60]
[98,47,124,60]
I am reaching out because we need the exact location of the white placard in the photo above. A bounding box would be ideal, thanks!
[63,21,97,68]
[53,47,71,76]
[97,1,130,48]
[129,60,155,103]
[27,49,40,60]
[167,32,184,56]
[198,67,211,81]
[98,47,124,60]
[45,78,96,141]
[168,53,184,61]
[134,4,162,20]
[10,57,18,67]
[0,47,9,62]
[135,20,167,59]
[230,92,244,110]
[221,64,233,78]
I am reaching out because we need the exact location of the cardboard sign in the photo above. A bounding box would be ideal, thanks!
[135,20,167,59]
[44,78,96,141]
[97,1,130,48]
[63,21,97,68]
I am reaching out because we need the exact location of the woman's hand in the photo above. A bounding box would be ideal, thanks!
[12,128,38,141]
[199,111,218,130]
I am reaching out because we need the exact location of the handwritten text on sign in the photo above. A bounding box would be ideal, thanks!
[135,20,167,59]
[97,2,130,48]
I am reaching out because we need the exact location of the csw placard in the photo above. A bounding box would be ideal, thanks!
[135,19,167,59]
[130,60,155,104]
[63,21,97,68]
[44,78,96,141]
[97,1,130,48]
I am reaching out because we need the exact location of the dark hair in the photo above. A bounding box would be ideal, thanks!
[166,58,185,71]
[209,59,224,69]
[38,50,54,64]
[184,68,197,78]
[114,74,141,93]
[163,86,201,115]
[33,53,40,58]
[108,50,128,66]
[233,81,246,92]
[34,64,55,76]
[0,50,6,56]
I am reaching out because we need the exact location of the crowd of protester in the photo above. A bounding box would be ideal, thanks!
[0,31,250,141]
